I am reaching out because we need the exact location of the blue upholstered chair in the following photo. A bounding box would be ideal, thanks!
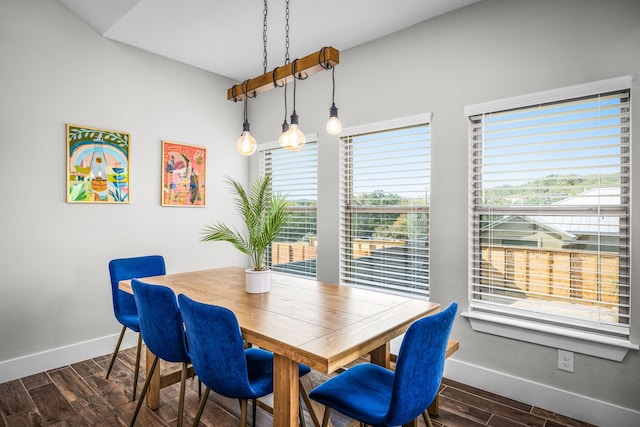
[178,294,311,427]
[106,255,166,401]
[309,302,458,427]
[129,279,190,427]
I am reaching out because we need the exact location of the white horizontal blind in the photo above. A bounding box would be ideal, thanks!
[340,122,430,297]
[261,142,317,278]
[468,88,630,339]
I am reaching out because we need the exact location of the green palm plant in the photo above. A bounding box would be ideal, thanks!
[201,175,292,271]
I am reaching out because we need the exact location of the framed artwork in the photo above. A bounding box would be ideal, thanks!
[66,124,130,203]
[161,141,206,206]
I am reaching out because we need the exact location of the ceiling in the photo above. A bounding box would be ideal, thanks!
[58,0,480,82]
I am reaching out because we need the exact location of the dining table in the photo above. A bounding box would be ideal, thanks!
[119,266,440,427]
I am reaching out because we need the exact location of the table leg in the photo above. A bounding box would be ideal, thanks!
[370,342,390,369]
[145,347,160,409]
[273,354,299,427]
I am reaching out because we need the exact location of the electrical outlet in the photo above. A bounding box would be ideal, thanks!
[558,349,574,372]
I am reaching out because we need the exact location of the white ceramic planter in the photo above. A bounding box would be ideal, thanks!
[245,268,271,293]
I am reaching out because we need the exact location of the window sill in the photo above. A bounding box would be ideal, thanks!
[461,311,639,361]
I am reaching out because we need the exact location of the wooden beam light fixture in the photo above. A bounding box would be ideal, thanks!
[228,0,342,155]
[227,46,339,101]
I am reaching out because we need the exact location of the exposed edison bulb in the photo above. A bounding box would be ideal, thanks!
[236,121,256,156]
[326,103,342,135]
[286,124,305,152]
[279,121,292,149]
[326,117,342,135]
[284,111,305,152]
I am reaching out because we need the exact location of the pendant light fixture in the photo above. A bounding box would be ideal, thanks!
[283,59,305,151]
[235,80,257,156]
[321,47,342,135]
[326,67,342,135]
[278,79,292,149]
[234,0,268,156]
[227,0,342,156]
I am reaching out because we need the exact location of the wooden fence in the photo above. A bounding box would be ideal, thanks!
[272,238,410,265]
[272,242,317,264]
[480,245,620,305]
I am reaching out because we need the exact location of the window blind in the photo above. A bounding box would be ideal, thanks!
[340,122,430,297]
[261,141,318,278]
[468,88,631,339]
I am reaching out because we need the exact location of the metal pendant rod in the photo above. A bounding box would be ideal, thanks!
[227,46,339,101]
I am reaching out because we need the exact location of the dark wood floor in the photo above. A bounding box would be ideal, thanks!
[0,346,597,427]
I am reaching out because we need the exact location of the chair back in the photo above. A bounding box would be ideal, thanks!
[131,279,189,363]
[178,294,258,398]
[108,255,166,322]
[385,301,458,426]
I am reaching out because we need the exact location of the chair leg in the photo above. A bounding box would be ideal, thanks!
[131,333,142,401]
[321,407,331,427]
[239,399,248,427]
[129,356,159,427]
[422,410,434,427]
[192,386,210,426]
[251,398,257,427]
[299,378,321,427]
[106,326,126,379]
[177,362,188,427]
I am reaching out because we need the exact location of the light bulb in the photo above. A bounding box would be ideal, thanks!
[279,120,291,149]
[236,121,256,156]
[326,103,342,135]
[285,111,305,152]
[326,117,342,135]
[286,124,305,152]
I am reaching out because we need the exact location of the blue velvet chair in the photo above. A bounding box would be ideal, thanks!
[106,255,166,401]
[129,279,190,427]
[309,302,458,427]
[178,294,311,427]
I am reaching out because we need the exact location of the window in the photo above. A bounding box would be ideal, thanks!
[466,76,634,359]
[261,141,318,278]
[340,115,431,297]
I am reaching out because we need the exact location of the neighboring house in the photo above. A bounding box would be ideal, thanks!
[481,188,621,252]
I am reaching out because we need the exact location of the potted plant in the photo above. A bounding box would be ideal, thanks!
[201,175,292,293]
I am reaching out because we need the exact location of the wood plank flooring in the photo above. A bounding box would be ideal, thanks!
[0,346,597,427]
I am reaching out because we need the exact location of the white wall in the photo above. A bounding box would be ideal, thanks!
[2,0,640,425]
[0,0,248,374]
[249,0,640,425]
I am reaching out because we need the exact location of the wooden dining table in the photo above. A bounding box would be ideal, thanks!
[120,266,440,427]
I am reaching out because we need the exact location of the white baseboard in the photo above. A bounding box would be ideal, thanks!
[444,358,640,427]
[0,330,139,384]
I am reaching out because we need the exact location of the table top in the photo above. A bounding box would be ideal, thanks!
[120,266,439,374]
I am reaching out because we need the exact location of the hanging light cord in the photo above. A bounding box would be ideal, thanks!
[283,80,288,123]
[292,60,298,113]
[242,80,249,125]
[331,66,336,104]
[320,47,336,104]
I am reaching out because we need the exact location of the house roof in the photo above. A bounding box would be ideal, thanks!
[484,188,621,237]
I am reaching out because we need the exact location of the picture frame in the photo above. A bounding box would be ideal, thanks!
[66,124,130,203]
[161,140,206,206]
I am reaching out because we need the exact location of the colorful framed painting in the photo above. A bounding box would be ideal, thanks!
[66,124,130,203]
[161,141,206,206]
